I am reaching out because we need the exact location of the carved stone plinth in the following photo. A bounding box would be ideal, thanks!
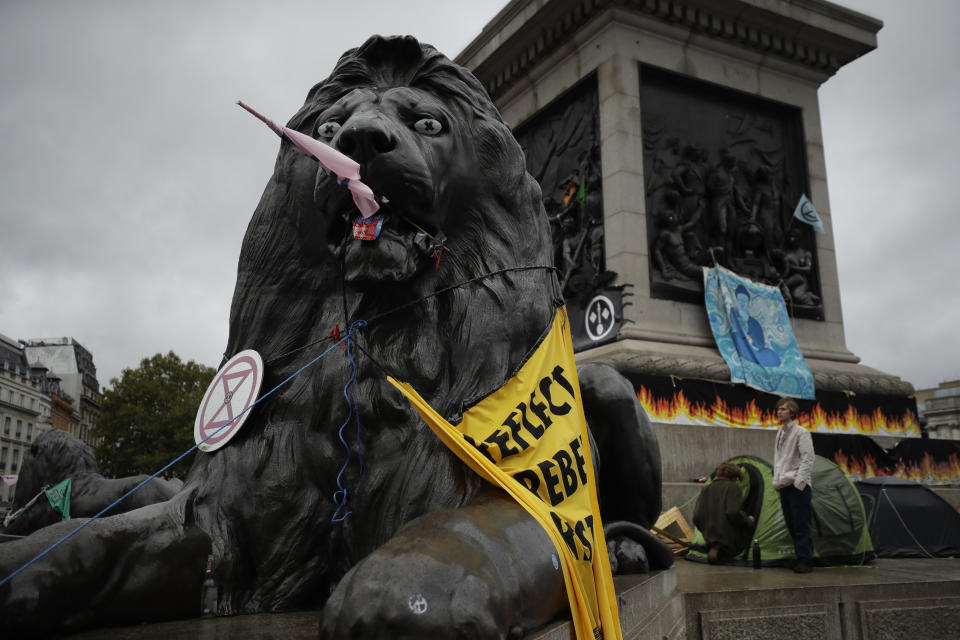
[458,0,912,406]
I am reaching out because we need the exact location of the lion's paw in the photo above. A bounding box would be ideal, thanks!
[319,553,510,640]
[606,535,650,575]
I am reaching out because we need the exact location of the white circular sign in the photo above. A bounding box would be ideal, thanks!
[585,294,617,342]
[194,349,264,452]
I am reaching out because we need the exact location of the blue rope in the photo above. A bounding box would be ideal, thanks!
[331,321,367,522]
[0,328,358,588]
[352,353,365,479]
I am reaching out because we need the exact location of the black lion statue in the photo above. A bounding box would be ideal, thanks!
[2,429,181,538]
[0,36,668,638]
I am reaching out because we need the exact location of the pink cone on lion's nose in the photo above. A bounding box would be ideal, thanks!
[238,100,380,219]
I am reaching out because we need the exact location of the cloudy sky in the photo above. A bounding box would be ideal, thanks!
[1,0,956,393]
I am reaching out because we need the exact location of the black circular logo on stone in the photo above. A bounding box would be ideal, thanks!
[585,295,616,342]
[799,202,818,224]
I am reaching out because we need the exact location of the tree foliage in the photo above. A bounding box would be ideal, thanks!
[95,351,216,479]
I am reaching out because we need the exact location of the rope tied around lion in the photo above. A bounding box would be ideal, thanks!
[2,484,51,528]
[0,324,363,589]
[331,319,366,522]
[1,265,560,588]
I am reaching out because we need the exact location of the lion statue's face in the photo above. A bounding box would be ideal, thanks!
[193,35,561,614]
[314,85,478,283]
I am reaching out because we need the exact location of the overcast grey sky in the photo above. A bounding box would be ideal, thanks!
[1,0,956,393]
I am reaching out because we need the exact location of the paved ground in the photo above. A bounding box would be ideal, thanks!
[54,558,960,639]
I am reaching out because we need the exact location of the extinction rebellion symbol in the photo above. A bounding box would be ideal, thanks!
[584,294,616,342]
[797,200,818,225]
[194,349,264,452]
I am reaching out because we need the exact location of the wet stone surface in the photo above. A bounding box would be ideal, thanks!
[55,611,321,640]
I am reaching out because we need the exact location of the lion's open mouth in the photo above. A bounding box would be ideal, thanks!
[327,197,444,283]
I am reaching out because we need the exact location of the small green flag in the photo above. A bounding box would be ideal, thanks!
[575,177,586,205]
[45,478,72,520]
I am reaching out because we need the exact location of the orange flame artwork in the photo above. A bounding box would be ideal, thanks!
[635,385,921,437]
[831,450,891,480]
[896,451,960,485]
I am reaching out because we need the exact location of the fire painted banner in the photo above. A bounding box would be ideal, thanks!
[703,266,815,399]
[812,433,894,479]
[813,433,960,485]
[390,308,622,640]
[889,439,960,486]
[631,373,920,438]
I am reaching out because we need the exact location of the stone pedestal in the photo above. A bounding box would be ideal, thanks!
[457,0,907,396]
[459,1,917,482]
[529,570,685,640]
[675,558,960,640]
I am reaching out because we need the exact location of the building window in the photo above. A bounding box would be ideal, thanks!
[15,420,22,438]
[6,390,11,403]
[30,398,35,410]
[3,416,9,435]
[11,450,20,473]
[27,423,33,441]
[19,394,24,407]
[0,447,7,472]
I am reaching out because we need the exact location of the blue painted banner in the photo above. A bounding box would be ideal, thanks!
[703,266,815,399]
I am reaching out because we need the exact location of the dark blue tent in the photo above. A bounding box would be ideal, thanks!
[856,477,960,558]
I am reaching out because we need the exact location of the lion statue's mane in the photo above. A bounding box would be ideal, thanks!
[182,35,562,613]
[0,36,668,638]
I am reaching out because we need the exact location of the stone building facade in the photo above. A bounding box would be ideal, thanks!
[0,334,54,510]
[23,337,102,447]
[0,334,102,513]
[916,381,960,441]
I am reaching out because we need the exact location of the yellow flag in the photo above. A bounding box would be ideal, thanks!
[389,307,622,640]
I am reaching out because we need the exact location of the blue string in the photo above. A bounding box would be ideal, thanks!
[330,321,366,522]
[0,328,359,589]
[352,356,365,478]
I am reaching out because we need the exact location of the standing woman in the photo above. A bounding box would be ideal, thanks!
[772,397,815,573]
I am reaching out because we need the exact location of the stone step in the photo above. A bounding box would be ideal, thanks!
[676,557,960,640]
[527,568,684,640]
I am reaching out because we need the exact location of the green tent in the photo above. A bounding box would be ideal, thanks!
[686,455,874,566]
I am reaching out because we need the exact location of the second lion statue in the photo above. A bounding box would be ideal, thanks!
[0,36,670,638]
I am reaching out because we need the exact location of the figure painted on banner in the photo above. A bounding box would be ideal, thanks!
[706,148,750,259]
[652,190,705,281]
[693,462,756,564]
[772,398,815,573]
[729,284,781,367]
[777,229,821,307]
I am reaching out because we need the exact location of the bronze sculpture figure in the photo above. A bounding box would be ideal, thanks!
[0,36,668,638]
